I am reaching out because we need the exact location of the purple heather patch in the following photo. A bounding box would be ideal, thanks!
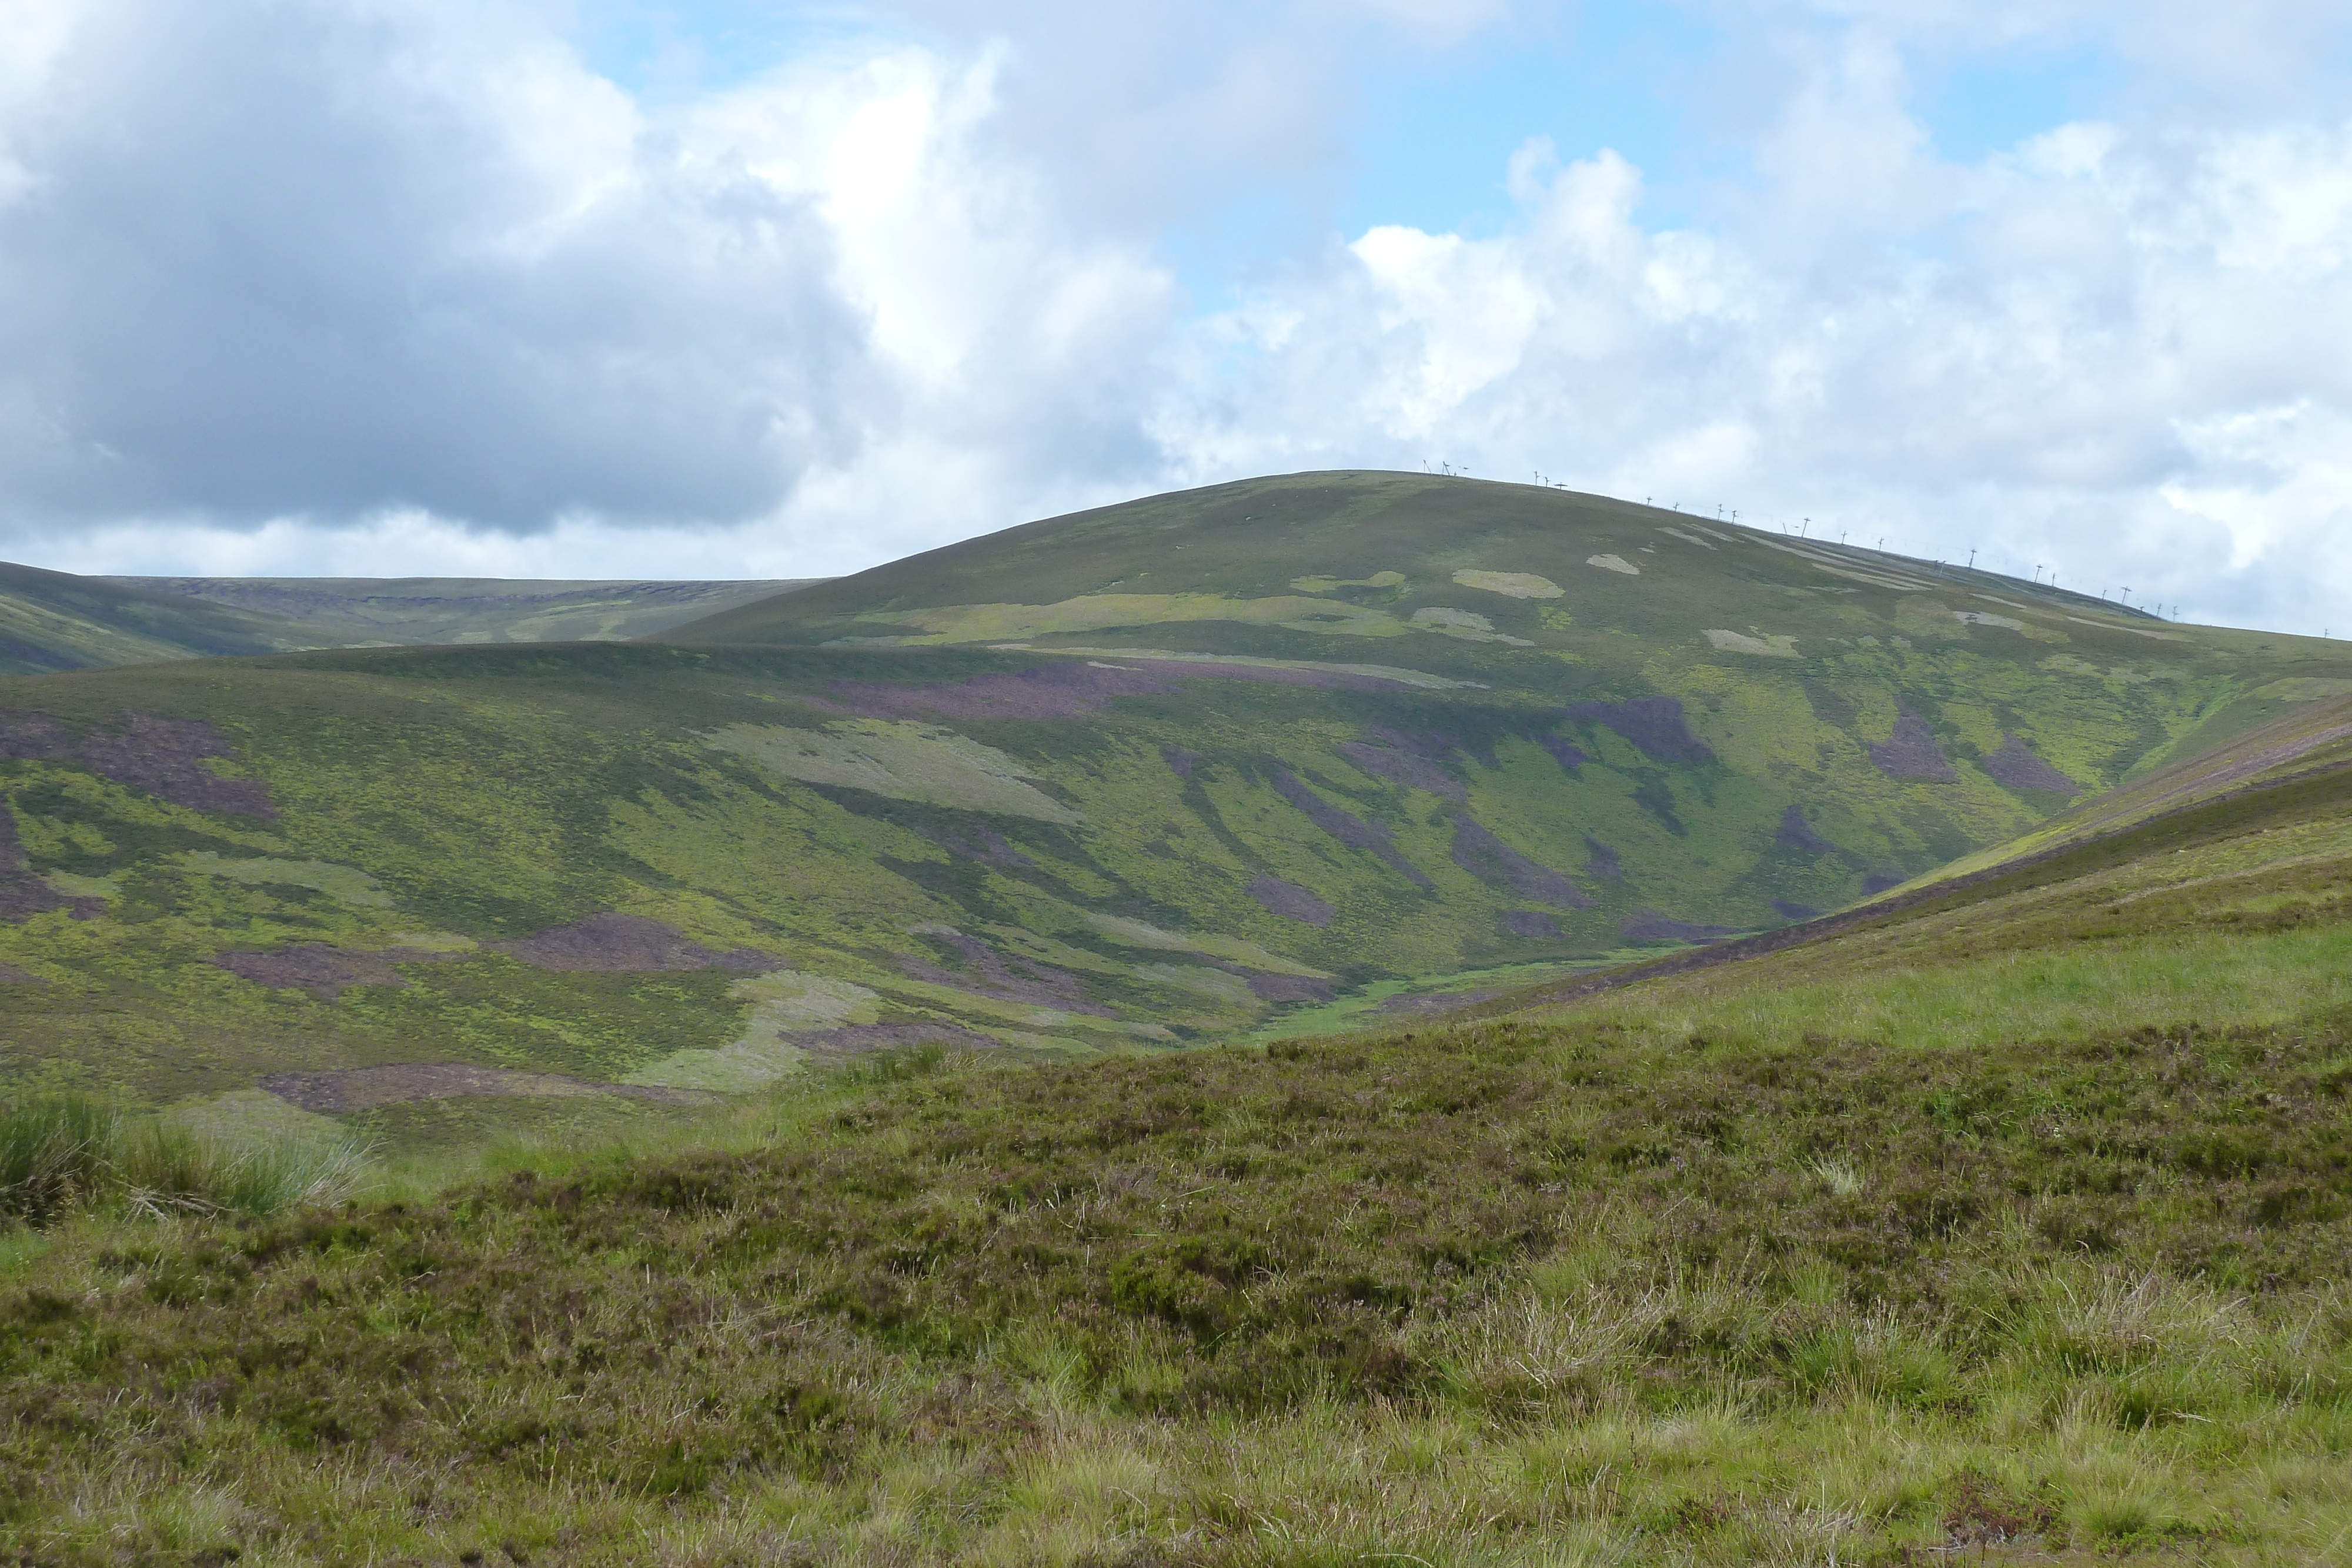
[1775,805,1836,854]
[0,712,275,818]
[1371,725,1497,768]
[1862,872,1907,895]
[1248,875,1334,927]
[1534,734,1588,774]
[1337,741,1465,801]
[1771,900,1820,922]
[1869,716,1957,781]
[1501,910,1561,938]
[898,929,1108,1014]
[261,1064,703,1111]
[798,1021,999,1057]
[1621,911,1739,942]
[1562,696,1715,765]
[1378,987,1509,1014]
[831,655,1414,722]
[831,662,1177,720]
[1247,973,1334,1003]
[925,826,1035,868]
[0,963,42,983]
[1266,765,1432,886]
[1980,734,2080,795]
[1583,836,1622,879]
[213,944,460,1000]
[1162,745,1203,780]
[1450,817,1592,908]
[0,805,99,922]
[496,914,777,973]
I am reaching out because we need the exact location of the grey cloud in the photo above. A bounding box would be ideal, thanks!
[0,0,874,533]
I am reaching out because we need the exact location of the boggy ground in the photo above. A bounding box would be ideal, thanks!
[2,994,2348,1564]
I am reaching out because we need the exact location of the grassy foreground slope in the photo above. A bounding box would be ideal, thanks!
[5,720,2351,1563]
[2,472,2351,1143]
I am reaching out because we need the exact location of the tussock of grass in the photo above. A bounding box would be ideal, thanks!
[0,1095,370,1225]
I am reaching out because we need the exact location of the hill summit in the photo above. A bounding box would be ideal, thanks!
[0,470,2344,1134]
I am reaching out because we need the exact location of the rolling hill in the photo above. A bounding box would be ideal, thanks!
[107,574,817,648]
[0,560,303,674]
[0,566,813,674]
[0,470,2346,1145]
[6,642,2351,1563]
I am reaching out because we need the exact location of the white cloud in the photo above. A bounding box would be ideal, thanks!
[3,0,2352,637]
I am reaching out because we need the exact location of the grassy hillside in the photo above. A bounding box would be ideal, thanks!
[0,471,2348,1145]
[0,561,302,674]
[0,567,814,674]
[4,715,2350,1563]
[109,575,817,648]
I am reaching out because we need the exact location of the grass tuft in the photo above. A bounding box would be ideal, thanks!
[0,1094,370,1226]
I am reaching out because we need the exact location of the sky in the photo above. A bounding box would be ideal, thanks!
[2,2,2351,633]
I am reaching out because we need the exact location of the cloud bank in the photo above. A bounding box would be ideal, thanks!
[2,0,2350,632]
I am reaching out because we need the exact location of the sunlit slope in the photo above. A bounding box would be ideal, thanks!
[1,472,2348,1138]
[108,575,817,648]
[0,561,300,673]
[1916,687,2352,884]
[1505,725,2352,1047]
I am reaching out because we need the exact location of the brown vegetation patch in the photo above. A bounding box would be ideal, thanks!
[1869,715,1957,781]
[1501,911,1560,938]
[0,963,42,984]
[1377,987,1509,1013]
[1562,696,1714,764]
[831,663,1177,720]
[1161,745,1202,780]
[1266,766,1431,887]
[0,806,97,922]
[1775,804,1836,854]
[922,827,1034,868]
[1245,973,1334,1003]
[1247,875,1332,927]
[1533,734,1588,773]
[1770,900,1820,921]
[1369,725,1497,767]
[1336,741,1464,800]
[897,931,1107,1013]
[212,944,460,999]
[1622,911,1739,942]
[1583,835,1622,878]
[495,914,776,974]
[0,711,275,818]
[259,1064,706,1112]
[796,1022,998,1058]
[1451,818,1592,908]
[1981,734,2080,794]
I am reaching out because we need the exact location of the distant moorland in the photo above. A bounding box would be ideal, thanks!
[2,471,2349,1563]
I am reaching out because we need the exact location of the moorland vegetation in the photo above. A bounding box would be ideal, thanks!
[2,472,2350,1562]
[4,474,2351,1142]
[5,626,2352,1562]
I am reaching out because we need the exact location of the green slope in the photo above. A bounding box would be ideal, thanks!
[0,470,2346,1137]
[0,566,817,674]
[105,574,818,648]
[6,711,2352,1563]
[0,561,303,674]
